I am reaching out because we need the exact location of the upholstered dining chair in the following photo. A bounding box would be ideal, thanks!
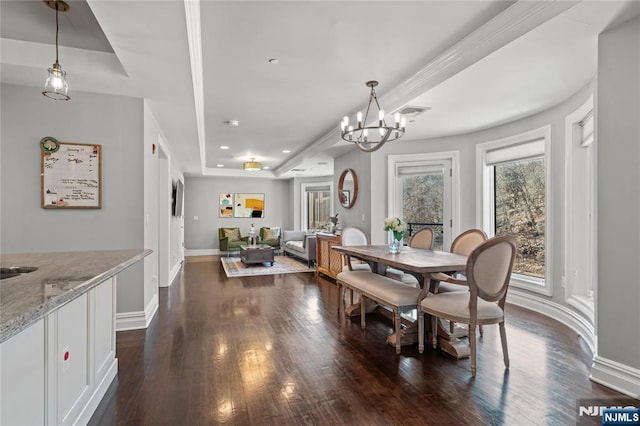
[340,227,372,272]
[418,235,517,376]
[386,227,434,287]
[430,228,488,293]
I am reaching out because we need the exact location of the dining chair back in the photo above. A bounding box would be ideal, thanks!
[340,227,372,272]
[408,227,434,249]
[450,228,488,256]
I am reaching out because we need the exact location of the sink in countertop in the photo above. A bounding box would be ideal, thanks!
[0,266,38,280]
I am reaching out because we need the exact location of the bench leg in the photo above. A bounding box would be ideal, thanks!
[418,312,424,354]
[431,315,438,349]
[360,295,366,329]
[338,282,344,317]
[395,309,401,354]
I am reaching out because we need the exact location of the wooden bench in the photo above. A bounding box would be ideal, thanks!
[336,270,421,354]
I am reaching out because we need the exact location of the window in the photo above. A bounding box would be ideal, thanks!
[477,126,552,295]
[388,152,459,250]
[564,98,595,320]
[301,183,333,231]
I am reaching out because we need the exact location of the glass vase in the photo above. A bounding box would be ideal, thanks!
[388,230,402,254]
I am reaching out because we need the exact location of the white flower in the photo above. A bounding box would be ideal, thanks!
[383,217,404,233]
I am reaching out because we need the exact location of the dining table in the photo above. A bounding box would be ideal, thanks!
[332,244,471,358]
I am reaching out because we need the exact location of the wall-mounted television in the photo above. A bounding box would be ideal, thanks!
[172,178,184,217]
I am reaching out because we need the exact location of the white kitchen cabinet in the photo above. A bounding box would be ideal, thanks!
[0,319,46,426]
[0,277,117,426]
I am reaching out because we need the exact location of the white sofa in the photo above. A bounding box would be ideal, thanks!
[282,231,317,267]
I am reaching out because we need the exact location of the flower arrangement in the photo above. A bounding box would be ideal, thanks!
[330,213,339,226]
[384,217,404,241]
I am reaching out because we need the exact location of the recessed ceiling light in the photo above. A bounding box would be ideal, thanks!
[268,58,279,64]
[217,164,224,167]
[282,149,291,153]
[263,166,270,170]
[317,161,328,165]
[220,146,230,150]
[225,120,239,127]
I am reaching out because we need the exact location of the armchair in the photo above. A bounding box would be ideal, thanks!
[218,227,249,255]
[257,227,281,249]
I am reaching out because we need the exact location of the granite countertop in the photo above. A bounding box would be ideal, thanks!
[0,249,152,343]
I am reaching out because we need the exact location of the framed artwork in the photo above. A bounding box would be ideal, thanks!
[41,140,102,208]
[234,193,264,218]
[219,193,233,217]
[340,190,350,207]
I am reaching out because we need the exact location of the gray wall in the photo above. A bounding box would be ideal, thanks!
[597,16,640,370]
[1,83,145,313]
[184,176,291,250]
[334,149,371,236]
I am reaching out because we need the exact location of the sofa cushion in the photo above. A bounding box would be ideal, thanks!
[285,240,305,254]
[283,230,305,243]
[223,228,240,241]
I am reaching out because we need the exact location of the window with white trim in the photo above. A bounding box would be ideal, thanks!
[477,126,552,295]
[301,183,332,231]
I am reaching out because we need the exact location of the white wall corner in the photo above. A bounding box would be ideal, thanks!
[116,294,159,331]
[506,289,595,354]
[590,356,640,399]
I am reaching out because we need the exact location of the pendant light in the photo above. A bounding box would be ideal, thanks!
[42,0,70,101]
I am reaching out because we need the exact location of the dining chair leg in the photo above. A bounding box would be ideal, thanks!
[418,312,424,354]
[360,296,366,329]
[394,309,401,354]
[338,284,344,317]
[499,321,509,368]
[469,324,477,376]
[431,315,438,349]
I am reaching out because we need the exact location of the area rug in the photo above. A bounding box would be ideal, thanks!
[221,255,314,277]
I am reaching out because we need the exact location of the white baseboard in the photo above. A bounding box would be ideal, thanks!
[185,249,219,256]
[506,289,596,354]
[161,260,183,288]
[75,358,118,425]
[116,294,159,331]
[591,356,640,399]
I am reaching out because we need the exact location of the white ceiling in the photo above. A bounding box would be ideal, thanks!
[2,1,639,179]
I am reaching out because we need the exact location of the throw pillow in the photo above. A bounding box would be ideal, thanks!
[263,228,279,241]
[223,228,240,242]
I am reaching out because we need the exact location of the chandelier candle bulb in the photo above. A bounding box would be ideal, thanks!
[357,111,363,127]
[378,109,385,126]
[395,113,401,127]
[363,129,368,142]
[401,117,406,130]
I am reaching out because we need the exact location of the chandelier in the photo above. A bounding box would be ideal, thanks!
[43,0,70,101]
[340,81,405,152]
[243,158,262,171]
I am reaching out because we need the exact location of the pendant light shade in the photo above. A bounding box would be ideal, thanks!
[42,0,70,101]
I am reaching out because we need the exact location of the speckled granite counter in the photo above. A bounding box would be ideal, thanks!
[0,249,151,343]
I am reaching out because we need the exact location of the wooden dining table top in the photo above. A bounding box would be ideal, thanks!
[332,245,468,275]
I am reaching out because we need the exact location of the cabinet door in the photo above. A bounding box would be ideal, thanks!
[93,277,116,385]
[0,320,45,425]
[56,293,90,425]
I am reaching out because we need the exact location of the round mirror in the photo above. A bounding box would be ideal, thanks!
[338,168,358,209]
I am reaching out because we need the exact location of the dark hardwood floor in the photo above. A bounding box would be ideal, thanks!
[89,256,625,425]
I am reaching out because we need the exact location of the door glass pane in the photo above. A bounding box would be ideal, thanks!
[494,157,545,278]
[402,173,444,250]
[307,191,331,230]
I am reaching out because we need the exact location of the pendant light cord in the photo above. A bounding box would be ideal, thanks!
[55,1,60,63]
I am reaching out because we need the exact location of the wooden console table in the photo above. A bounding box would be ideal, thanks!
[316,233,342,279]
